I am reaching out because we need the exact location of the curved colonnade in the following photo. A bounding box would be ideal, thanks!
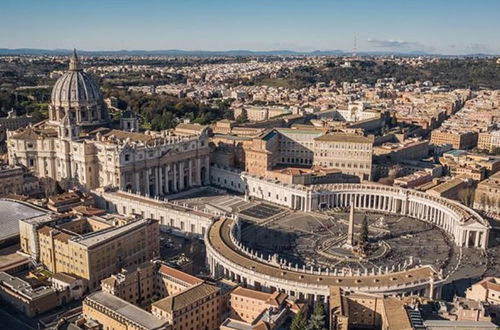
[205,184,491,301]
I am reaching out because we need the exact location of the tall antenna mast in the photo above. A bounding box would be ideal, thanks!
[353,36,357,58]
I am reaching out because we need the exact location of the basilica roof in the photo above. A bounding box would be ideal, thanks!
[51,49,102,107]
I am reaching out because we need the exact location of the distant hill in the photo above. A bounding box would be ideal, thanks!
[0,48,497,57]
[0,48,346,56]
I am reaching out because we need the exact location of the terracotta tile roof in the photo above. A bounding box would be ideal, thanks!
[232,287,272,302]
[152,283,219,313]
[158,265,203,286]
[479,277,500,292]
[382,298,413,330]
[265,291,287,307]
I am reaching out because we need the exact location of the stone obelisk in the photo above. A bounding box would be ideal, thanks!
[346,203,355,247]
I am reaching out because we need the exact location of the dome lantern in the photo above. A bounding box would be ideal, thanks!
[69,48,81,71]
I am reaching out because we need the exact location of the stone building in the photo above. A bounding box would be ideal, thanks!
[0,271,60,317]
[151,282,222,330]
[7,50,210,194]
[95,261,222,330]
[314,133,374,180]
[430,130,478,150]
[474,172,500,213]
[329,287,413,330]
[82,291,169,330]
[20,213,159,290]
[229,287,288,324]
[0,109,39,144]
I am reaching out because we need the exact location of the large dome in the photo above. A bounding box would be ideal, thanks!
[51,69,102,106]
[49,49,108,127]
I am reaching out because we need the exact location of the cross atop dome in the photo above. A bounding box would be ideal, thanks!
[69,48,81,71]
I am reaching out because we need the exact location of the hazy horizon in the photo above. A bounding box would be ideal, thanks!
[1,0,499,55]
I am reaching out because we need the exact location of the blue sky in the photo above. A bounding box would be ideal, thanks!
[0,0,499,54]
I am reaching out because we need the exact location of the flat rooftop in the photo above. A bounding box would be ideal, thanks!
[0,199,47,242]
[86,291,167,329]
[73,218,150,248]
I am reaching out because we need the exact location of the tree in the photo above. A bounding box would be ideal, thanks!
[359,215,369,246]
[307,302,327,330]
[458,189,473,207]
[291,310,308,330]
[236,109,248,124]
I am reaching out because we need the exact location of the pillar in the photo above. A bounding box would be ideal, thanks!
[154,167,159,196]
[135,171,140,193]
[196,158,202,185]
[172,163,177,192]
[204,156,210,185]
[179,162,185,191]
[164,165,170,194]
[188,159,193,187]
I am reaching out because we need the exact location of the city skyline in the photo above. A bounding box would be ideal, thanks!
[1,0,499,55]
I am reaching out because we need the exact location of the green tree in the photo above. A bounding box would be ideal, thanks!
[236,109,248,124]
[291,310,308,330]
[359,215,369,246]
[307,302,327,330]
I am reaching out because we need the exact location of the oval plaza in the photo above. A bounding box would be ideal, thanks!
[203,168,491,301]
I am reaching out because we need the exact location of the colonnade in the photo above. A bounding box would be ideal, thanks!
[315,187,489,249]
[121,155,210,196]
[205,217,439,302]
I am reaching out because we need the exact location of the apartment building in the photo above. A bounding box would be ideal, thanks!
[431,130,478,150]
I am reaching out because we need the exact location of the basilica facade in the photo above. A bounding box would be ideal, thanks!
[7,50,210,194]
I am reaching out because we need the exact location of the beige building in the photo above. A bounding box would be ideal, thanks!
[101,261,157,306]
[430,130,478,150]
[0,164,25,195]
[0,271,60,317]
[478,130,500,152]
[329,287,412,330]
[314,133,373,180]
[229,287,287,324]
[466,277,500,306]
[47,189,94,212]
[90,261,222,330]
[151,282,222,330]
[234,106,291,122]
[474,172,500,213]
[82,291,169,330]
[7,51,210,194]
[22,214,159,290]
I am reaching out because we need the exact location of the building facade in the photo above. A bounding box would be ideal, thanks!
[22,214,159,290]
[7,51,210,194]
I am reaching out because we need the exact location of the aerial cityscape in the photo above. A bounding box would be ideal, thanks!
[0,1,499,330]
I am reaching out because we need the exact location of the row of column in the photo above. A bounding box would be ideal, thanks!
[122,156,210,196]
[460,228,487,248]
[207,254,329,302]
[318,191,488,249]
